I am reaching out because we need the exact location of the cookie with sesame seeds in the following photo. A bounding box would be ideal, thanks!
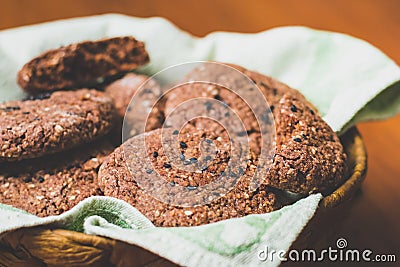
[0,89,115,162]
[0,138,115,217]
[98,126,287,227]
[165,63,348,194]
[17,36,149,94]
[267,94,348,194]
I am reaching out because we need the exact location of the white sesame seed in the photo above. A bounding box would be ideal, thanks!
[54,125,64,133]
[83,93,92,100]
[184,210,193,216]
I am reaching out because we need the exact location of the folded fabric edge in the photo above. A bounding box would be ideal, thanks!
[0,194,320,234]
[81,194,322,266]
[339,80,400,134]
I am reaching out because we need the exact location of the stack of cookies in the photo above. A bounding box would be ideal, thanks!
[0,37,152,216]
[0,36,348,226]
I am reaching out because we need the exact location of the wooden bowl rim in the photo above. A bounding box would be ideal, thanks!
[320,126,367,209]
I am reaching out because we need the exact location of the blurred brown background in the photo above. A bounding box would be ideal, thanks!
[1,0,399,263]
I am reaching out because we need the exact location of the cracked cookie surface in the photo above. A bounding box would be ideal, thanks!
[164,63,348,194]
[17,36,149,93]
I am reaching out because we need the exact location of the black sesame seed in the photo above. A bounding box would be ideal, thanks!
[180,141,187,149]
[290,104,298,112]
[201,166,208,172]
[38,177,45,183]
[34,117,40,121]
[204,101,212,111]
[293,137,302,142]
[170,181,175,186]
[301,134,307,139]
[179,154,185,161]
[146,169,153,174]
[189,157,198,163]
[24,177,32,183]
[163,163,172,169]
[22,111,30,115]
[187,186,197,191]
[270,105,275,112]
[220,171,226,177]
[153,151,159,158]
[163,163,172,168]
[183,160,191,165]
[309,109,315,115]
[224,112,230,117]
[172,130,179,135]
[229,171,238,178]
[205,139,212,144]
[205,155,212,161]
[237,131,247,137]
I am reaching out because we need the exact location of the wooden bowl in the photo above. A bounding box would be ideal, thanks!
[0,127,367,267]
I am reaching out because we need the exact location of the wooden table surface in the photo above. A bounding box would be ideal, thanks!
[1,0,399,263]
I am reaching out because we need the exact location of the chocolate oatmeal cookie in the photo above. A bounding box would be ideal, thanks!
[0,89,115,162]
[17,36,149,93]
[268,94,347,194]
[0,138,114,217]
[99,127,285,227]
[165,63,347,194]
